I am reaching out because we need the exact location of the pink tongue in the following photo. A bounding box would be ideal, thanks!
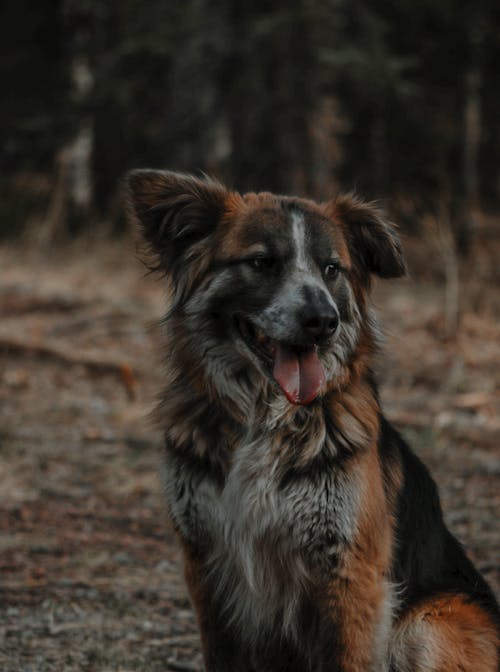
[272,344,326,405]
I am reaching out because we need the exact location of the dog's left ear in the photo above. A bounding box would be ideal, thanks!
[327,194,406,279]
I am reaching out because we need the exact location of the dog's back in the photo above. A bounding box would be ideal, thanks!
[127,170,499,671]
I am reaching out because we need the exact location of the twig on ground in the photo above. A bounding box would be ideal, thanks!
[0,336,137,399]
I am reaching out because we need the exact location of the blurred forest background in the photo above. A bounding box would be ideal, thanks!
[2,0,500,243]
[1,1,499,671]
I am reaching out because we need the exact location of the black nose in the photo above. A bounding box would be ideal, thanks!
[301,304,339,342]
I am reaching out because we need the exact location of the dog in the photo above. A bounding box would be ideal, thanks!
[126,170,500,672]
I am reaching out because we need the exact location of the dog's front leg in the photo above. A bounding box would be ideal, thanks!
[314,442,394,671]
[181,542,247,672]
[318,561,392,672]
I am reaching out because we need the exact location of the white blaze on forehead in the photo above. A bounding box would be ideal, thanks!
[290,210,310,272]
[288,208,329,293]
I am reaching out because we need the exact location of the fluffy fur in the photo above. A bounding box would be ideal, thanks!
[126,170,499,672]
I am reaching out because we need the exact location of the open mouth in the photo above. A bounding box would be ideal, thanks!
[236,318,326,406]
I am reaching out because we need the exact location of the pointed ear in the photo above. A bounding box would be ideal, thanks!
[329,194,406,279]
[125,169,227,272]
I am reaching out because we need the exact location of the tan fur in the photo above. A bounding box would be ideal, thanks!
[317,441,395,672]
[216,198,287,260]
[391,595,500,672]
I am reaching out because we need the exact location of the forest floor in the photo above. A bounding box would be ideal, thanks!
[0,237,499,671]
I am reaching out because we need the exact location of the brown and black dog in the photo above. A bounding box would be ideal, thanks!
[126,170,499,672]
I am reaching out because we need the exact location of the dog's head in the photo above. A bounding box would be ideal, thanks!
[127,170,405,407]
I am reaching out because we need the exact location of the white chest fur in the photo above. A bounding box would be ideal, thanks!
[165,431,362,642]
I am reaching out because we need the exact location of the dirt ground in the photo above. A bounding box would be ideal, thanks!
[0,238,498,671]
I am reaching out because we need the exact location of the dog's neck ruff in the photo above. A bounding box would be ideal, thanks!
[159,340,380,480]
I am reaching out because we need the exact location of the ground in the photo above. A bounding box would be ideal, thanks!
[0,239,498,671]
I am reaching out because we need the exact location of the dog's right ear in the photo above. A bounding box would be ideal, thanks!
[125,169,227,273]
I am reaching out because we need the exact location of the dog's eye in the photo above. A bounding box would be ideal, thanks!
[249,256,275,271]
[324,262,340,280]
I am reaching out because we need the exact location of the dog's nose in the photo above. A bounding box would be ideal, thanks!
[301,304,339,342]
